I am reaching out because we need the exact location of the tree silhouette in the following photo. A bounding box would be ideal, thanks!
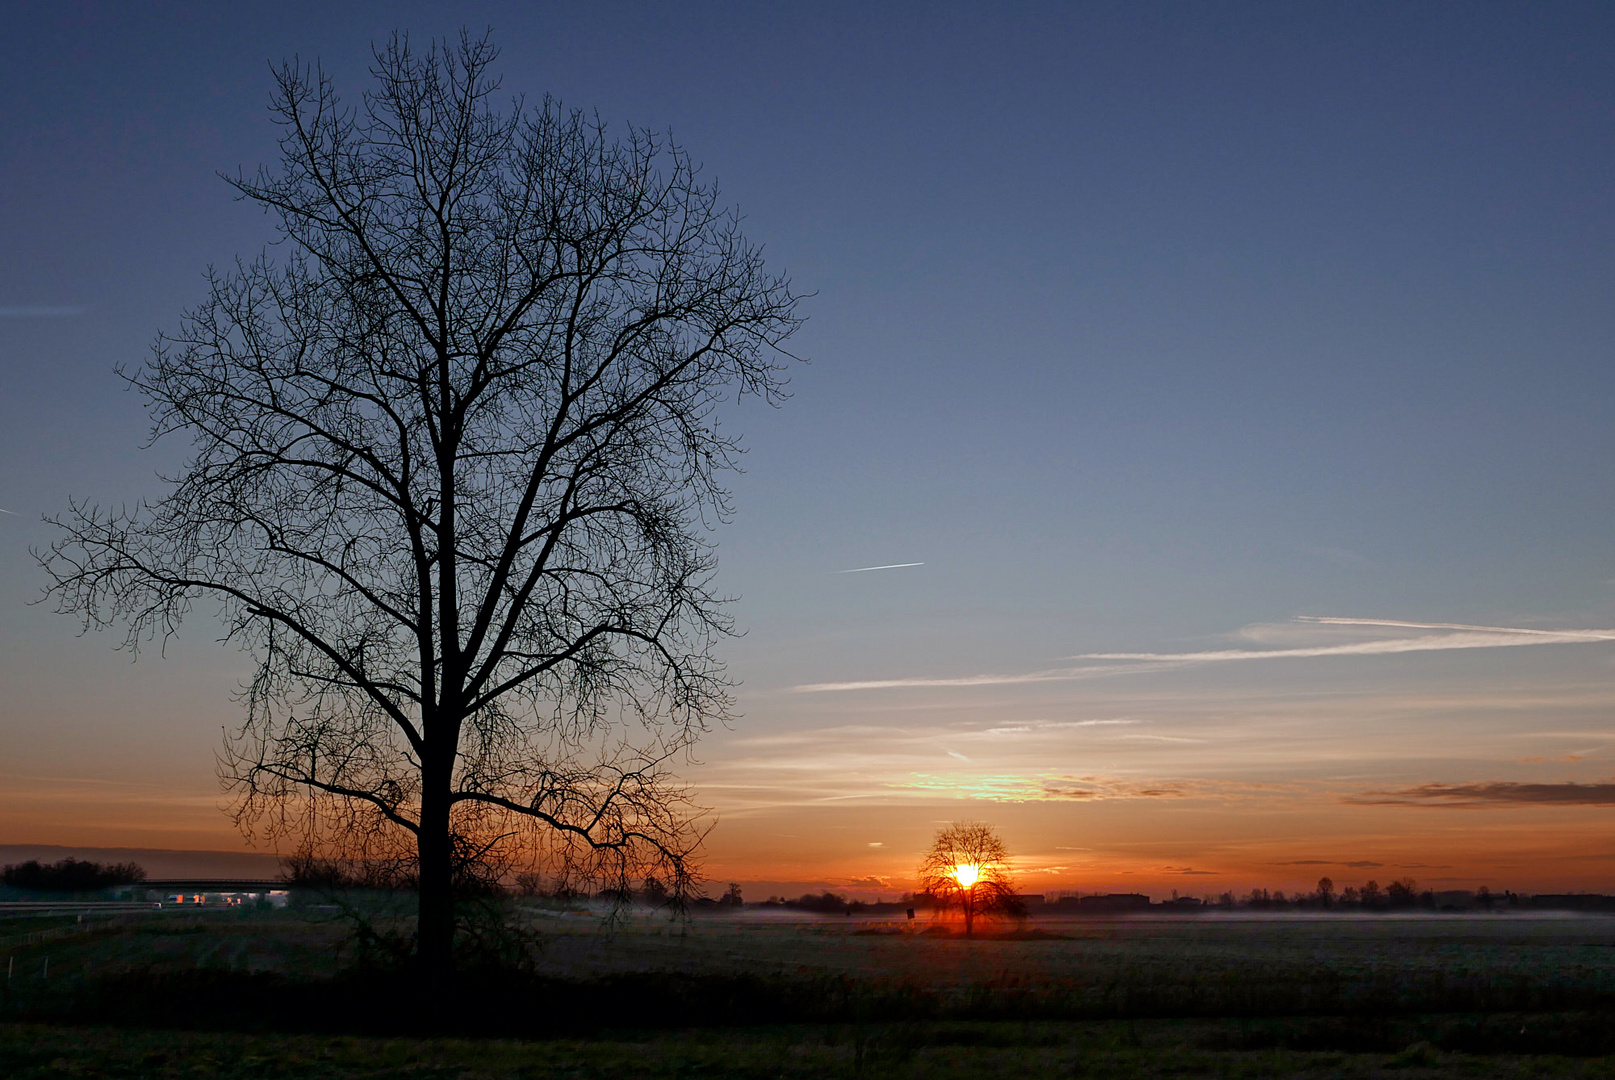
[2,858,145,892]
[916,822,1017,937]
[1386,877,1418,907]
[38,31,801,978]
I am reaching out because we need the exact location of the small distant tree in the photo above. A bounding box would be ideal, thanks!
[792,891,849,913]
[917,821,1016,937]
[718,882,743,906]
[1386,878,1418,907]
[1316,876,1335,908]
[640,875,669,907]
[1476,884,1493,909]
[1360,880,1382,907]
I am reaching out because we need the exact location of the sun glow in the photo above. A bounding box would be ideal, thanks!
[952,863,980,888]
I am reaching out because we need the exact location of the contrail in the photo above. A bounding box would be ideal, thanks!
[0,508,15,515]
[836,562,924,574]
[794,615,1615,692]
[793,662,1157,692]
[1299,615,1615,640]
[1075,630,1615,662]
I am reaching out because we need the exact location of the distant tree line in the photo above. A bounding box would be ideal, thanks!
[751,890,999,917]
[274,858,733,911]
[756,891,866,914]
[1194,877,1515,911]
[1,858,146,892]
[279,848,506,897]
[586,879,741,908]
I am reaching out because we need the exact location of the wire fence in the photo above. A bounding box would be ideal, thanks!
[1,917,99,952]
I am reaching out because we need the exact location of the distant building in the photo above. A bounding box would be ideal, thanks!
[1524,894,1615,912]
[1049,893,1152,914]
[1084,893,1151,912]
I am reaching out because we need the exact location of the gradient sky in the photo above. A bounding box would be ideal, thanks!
[4,1,1615,899]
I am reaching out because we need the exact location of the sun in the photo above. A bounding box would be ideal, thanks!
[951,863,980,888]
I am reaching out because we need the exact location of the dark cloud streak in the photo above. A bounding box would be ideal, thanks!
[1346,781,1615,807]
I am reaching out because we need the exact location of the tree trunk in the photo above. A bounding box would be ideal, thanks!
[417,777,455,982]
[963,890,975,938]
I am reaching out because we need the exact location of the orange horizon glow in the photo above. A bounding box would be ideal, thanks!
[12,783,1615,897]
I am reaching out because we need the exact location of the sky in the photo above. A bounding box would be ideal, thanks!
[4,0,1615,900]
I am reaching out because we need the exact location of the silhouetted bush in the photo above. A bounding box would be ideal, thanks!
[1,858,145,891]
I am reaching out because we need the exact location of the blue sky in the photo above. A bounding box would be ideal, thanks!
[4,1,1615,895]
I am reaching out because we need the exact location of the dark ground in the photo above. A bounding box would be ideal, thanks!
[3,905,1614,1076]
[6,1018,1615,1078]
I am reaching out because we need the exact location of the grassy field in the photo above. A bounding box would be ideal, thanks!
[3,907,1615,1076]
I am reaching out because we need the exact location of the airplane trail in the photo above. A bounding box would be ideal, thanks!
[795,615,1615,692]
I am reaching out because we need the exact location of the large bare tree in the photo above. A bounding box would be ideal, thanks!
[39,32,801,976]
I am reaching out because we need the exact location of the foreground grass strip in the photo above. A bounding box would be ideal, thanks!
[5,1022,1615,1079]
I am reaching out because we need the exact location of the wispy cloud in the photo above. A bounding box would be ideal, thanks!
[1034,777,1189,801]
[884,773,1294,804]
[792,662,1155,692]
[981,718,1137,736]
[1118,733,1206,744]
[1300,616,1615,638]
[793,616,1615,692]
[1345,781,1615,807]
[1078,619,1615,663]
[845,874,892,888]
